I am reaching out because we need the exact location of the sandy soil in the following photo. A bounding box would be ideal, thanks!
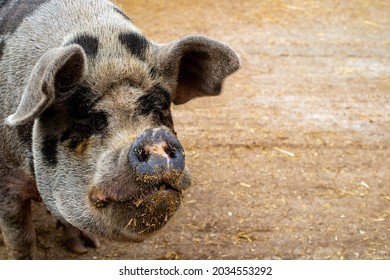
[1,0,389,259]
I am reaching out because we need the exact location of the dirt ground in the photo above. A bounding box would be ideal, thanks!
[1,0,389,260]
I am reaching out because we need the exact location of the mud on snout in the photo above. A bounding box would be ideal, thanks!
[87,128,191,241]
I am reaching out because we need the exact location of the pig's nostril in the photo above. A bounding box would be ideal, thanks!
[136,148,150,162]
[128,128,185,181]
[164,145,176,159]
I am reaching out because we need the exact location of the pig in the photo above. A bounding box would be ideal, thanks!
[0,0,239,259]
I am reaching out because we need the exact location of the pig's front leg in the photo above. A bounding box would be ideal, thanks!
[0,196,36,259]
[57,221,101,254]
[0,169,40,259]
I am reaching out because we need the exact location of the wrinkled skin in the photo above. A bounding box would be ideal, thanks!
[0,0,239,259]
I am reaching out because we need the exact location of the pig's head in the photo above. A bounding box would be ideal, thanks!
[5,32,239,242]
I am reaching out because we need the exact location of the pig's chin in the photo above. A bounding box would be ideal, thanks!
[84,183,183,241]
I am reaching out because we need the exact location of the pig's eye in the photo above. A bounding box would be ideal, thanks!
[60,111,108,149]
[89,112,108,133]
[68,135,83,149]
[60,123,92,148]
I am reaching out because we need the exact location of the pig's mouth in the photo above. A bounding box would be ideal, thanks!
[88,182,182,238]
[82,127,190,241]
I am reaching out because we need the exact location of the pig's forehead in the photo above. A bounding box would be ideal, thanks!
[63,30,154,60]
[63,31,163,96]
[77,55,171,121]
[84,55,158,96]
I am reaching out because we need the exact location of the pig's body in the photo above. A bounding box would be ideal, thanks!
[0,0,239,259]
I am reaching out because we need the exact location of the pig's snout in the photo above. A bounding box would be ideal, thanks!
[86,128,190,239]
[128,128,185,186]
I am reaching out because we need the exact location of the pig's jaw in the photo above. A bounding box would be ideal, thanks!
[46,180,184,242]
[86,183,183,239]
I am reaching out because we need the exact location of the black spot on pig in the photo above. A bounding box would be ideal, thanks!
[137,84,171,115]
[17,124,32,150]
[42,134,58,166]
[0,41,5,60]
[60,112,108,150]
[0,0,10,9]
[40,107,57,120]
[59,85,108,150]
[113,7,132,22]
[149,67,159,79]
[17,122,35,174]
[0,0,49,35]
[0,188,9,203]
[67,35,99,58]
[137,84,173,127]
[89,112,108,133]
[64,85,98,119]
[119,32,149,61]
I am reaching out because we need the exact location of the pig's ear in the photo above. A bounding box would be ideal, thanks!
[156,36,240,105]
[5,45,87,126]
